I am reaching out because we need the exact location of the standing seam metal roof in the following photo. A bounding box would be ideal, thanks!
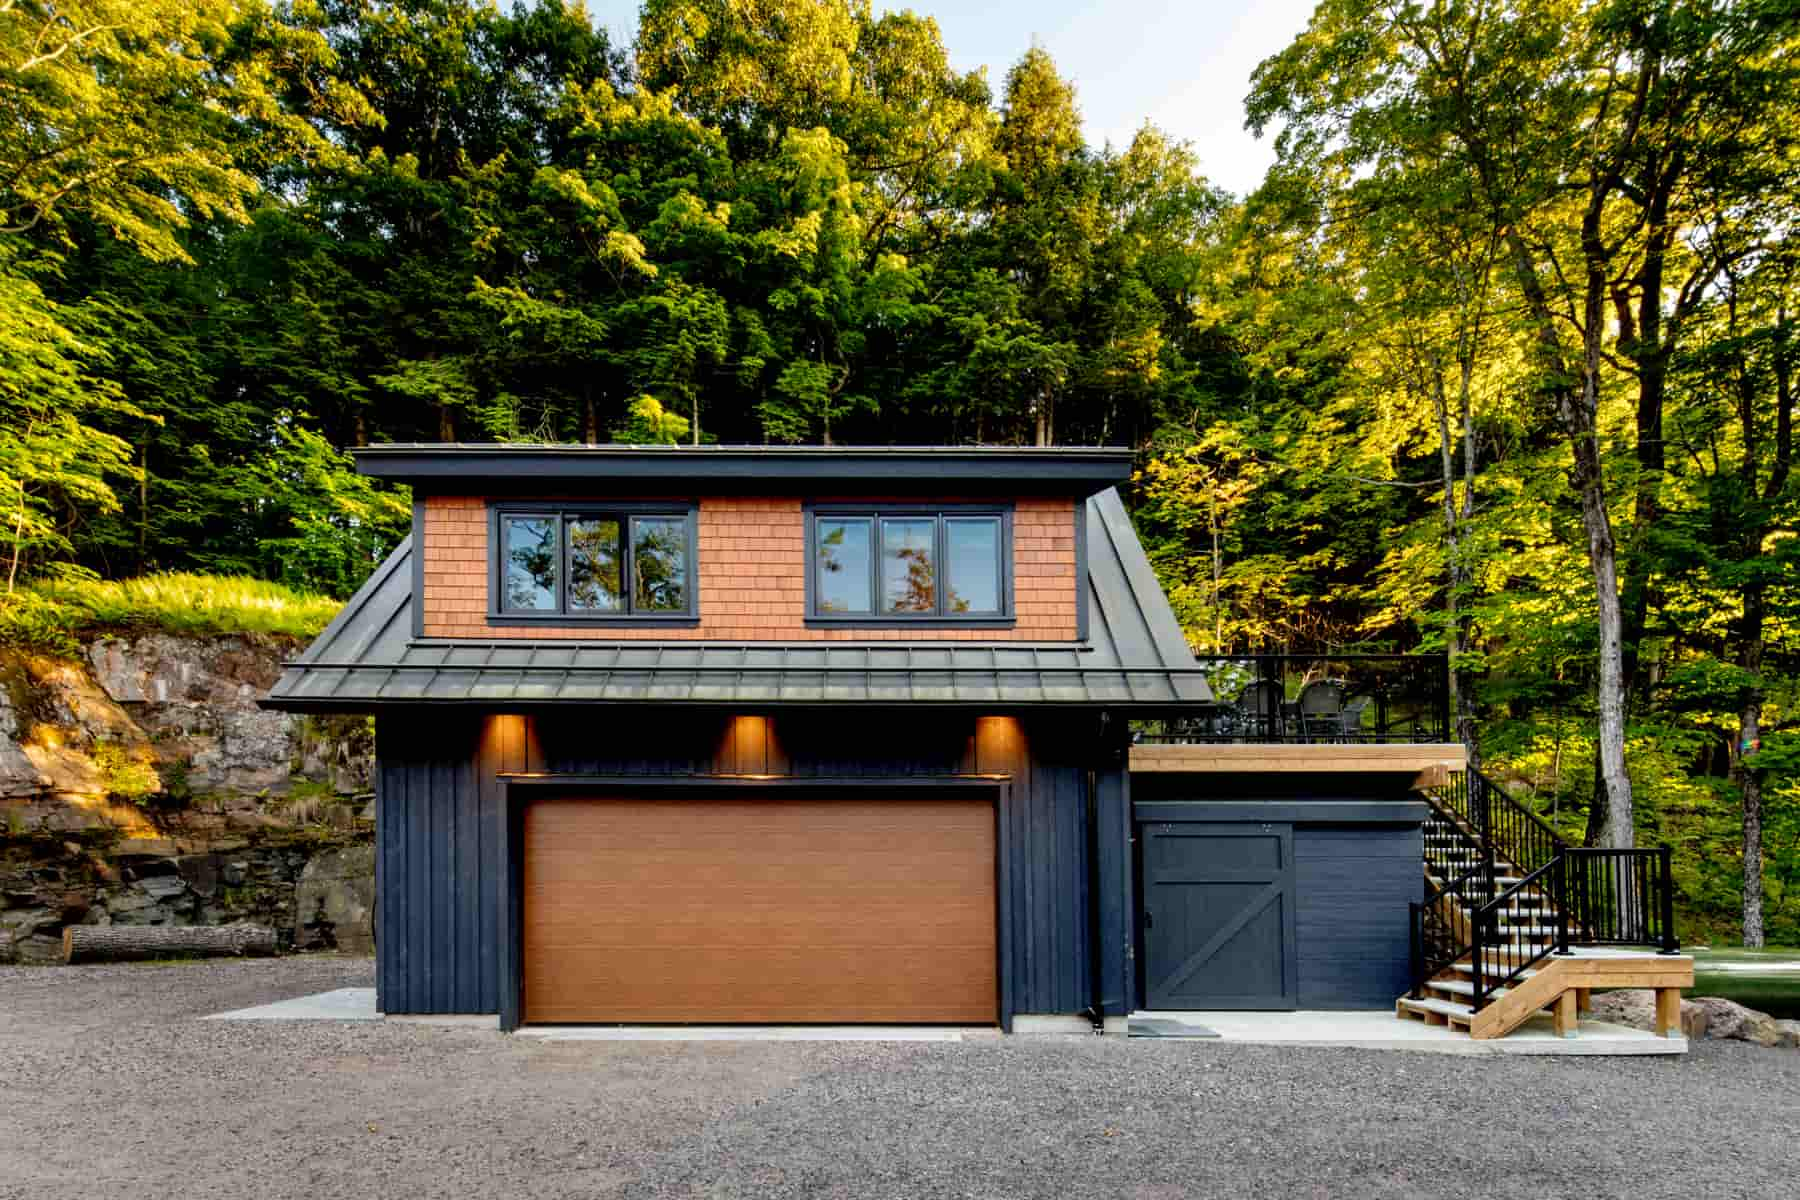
[261,487,1205,709]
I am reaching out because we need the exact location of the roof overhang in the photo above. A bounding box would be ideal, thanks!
[353,444,1135,496]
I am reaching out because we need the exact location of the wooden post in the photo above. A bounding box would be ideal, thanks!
[1655,987,1682,1038]
[1575,987,1592,1013]
[1553,989,1578,1038]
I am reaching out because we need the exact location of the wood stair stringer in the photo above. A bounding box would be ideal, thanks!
[1468,954,1697,1040]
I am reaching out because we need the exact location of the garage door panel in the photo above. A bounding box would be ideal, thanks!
[524,948,997,1024]
[522,795,998,1023]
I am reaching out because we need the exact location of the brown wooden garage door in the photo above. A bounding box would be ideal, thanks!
[521,795,998,1024]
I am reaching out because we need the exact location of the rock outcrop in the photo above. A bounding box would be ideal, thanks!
[1590,989,1798,1047]
[0,632,375,963]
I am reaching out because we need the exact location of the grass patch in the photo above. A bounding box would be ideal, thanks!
[1687,945,1800,1020]
[16,573,342,642]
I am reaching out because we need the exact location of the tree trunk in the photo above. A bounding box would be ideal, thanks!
[582,381,598,445]
[63,922,277,964]
[1735,593,1766,948]
[1431,357,1480,762]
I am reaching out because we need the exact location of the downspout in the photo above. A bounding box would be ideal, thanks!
[1078,711,1112,1033]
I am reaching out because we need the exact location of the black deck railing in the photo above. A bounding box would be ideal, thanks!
[1132,653,1449,744]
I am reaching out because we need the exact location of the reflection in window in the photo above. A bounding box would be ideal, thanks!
[567,518,622,611]
[503,517,557,611]
[632,517,688,612]
[881,518,937,613]
[815,517,872,613]
[945,517,1001,614]
[493,507,692,618]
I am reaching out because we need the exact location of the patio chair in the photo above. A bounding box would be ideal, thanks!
[1235,678,1286,740]
[1341,694,1373,742]
[1296,679,1349,742]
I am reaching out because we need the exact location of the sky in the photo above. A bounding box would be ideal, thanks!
[584,0,1321,196]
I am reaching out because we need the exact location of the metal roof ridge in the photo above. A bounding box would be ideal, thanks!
[354,443,1136,455]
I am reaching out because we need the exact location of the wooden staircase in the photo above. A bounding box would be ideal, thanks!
[1400,949,1694,1039]
[1400,774,1692,1041]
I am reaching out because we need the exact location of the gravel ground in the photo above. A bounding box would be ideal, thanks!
[2,958,1795,1200]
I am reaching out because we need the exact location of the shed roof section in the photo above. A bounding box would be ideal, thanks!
[353,443,1134,496]
[262,487,1204,709]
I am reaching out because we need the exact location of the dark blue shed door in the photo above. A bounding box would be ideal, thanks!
[1142,822,1298,1010]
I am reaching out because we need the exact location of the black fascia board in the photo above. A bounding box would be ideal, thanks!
[352,445,1134,496]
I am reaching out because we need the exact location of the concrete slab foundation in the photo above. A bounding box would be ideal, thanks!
[205,988,380,1022]
[1132,1009,1687,1055]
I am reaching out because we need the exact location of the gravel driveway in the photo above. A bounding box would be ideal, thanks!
[1,957,1793,1200]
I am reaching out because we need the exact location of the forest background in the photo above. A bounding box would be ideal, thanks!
[2,0,1795,943]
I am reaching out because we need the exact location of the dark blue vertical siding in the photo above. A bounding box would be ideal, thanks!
[1294,826,1422,1009]
[1093,761,1134,1015]
[376,710,1106,1018]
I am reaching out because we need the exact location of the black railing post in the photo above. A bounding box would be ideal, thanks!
[1435,651,1450,743]
[1471,910,1486,1008]
[1554,851,1570,956]
[1658,845,1679,954]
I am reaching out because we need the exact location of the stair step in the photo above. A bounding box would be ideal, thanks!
[1396,997,1475,1029]
[1448,962,1539,981]
[1427,978,1509,1000]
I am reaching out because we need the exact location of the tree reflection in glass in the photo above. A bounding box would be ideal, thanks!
[503,516,556,610]
[568,518,622,611]
[815,517,872,613]
[632,517,687,611]
[881,518,935,613]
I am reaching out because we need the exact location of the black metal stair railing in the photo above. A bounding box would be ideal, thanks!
[1424,768,1567,878]
[1413,770,1681,1011]
[1468,848,1681,1006]
[1467,855,1561,1005]
[1409,865,1489,999]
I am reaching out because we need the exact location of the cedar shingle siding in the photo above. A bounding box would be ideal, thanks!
[420,495,1079,640]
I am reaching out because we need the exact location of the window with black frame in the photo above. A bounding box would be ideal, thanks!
[491,505,695,621]
[808,506,1012,622]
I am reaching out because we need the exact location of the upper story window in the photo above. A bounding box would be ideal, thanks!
[806,504,1013,624]
[489,503,695,622]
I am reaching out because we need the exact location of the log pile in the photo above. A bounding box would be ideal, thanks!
[62,922,277,964]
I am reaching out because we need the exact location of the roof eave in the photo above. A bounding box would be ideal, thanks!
[352,445,1135,495]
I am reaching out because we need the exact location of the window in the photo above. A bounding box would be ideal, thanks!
[490,504,695,622]
[807,505,1012,623]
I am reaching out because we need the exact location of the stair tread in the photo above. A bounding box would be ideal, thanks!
[1448,962,1540,980]
[1428,979,1509,999]
[1399,996,1474,1018]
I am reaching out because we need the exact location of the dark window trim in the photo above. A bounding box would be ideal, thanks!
[485,500,699,625]
[803,502,1015,626]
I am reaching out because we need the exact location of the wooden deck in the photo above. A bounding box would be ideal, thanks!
[1129,742,1467,785]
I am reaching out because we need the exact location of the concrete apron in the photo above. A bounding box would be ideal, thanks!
[204,988,496,1028]
[1129,1009,1688,1055]
[204,991,1684,1053]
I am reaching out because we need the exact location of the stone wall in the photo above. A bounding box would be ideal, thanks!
[0,633,375,964]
